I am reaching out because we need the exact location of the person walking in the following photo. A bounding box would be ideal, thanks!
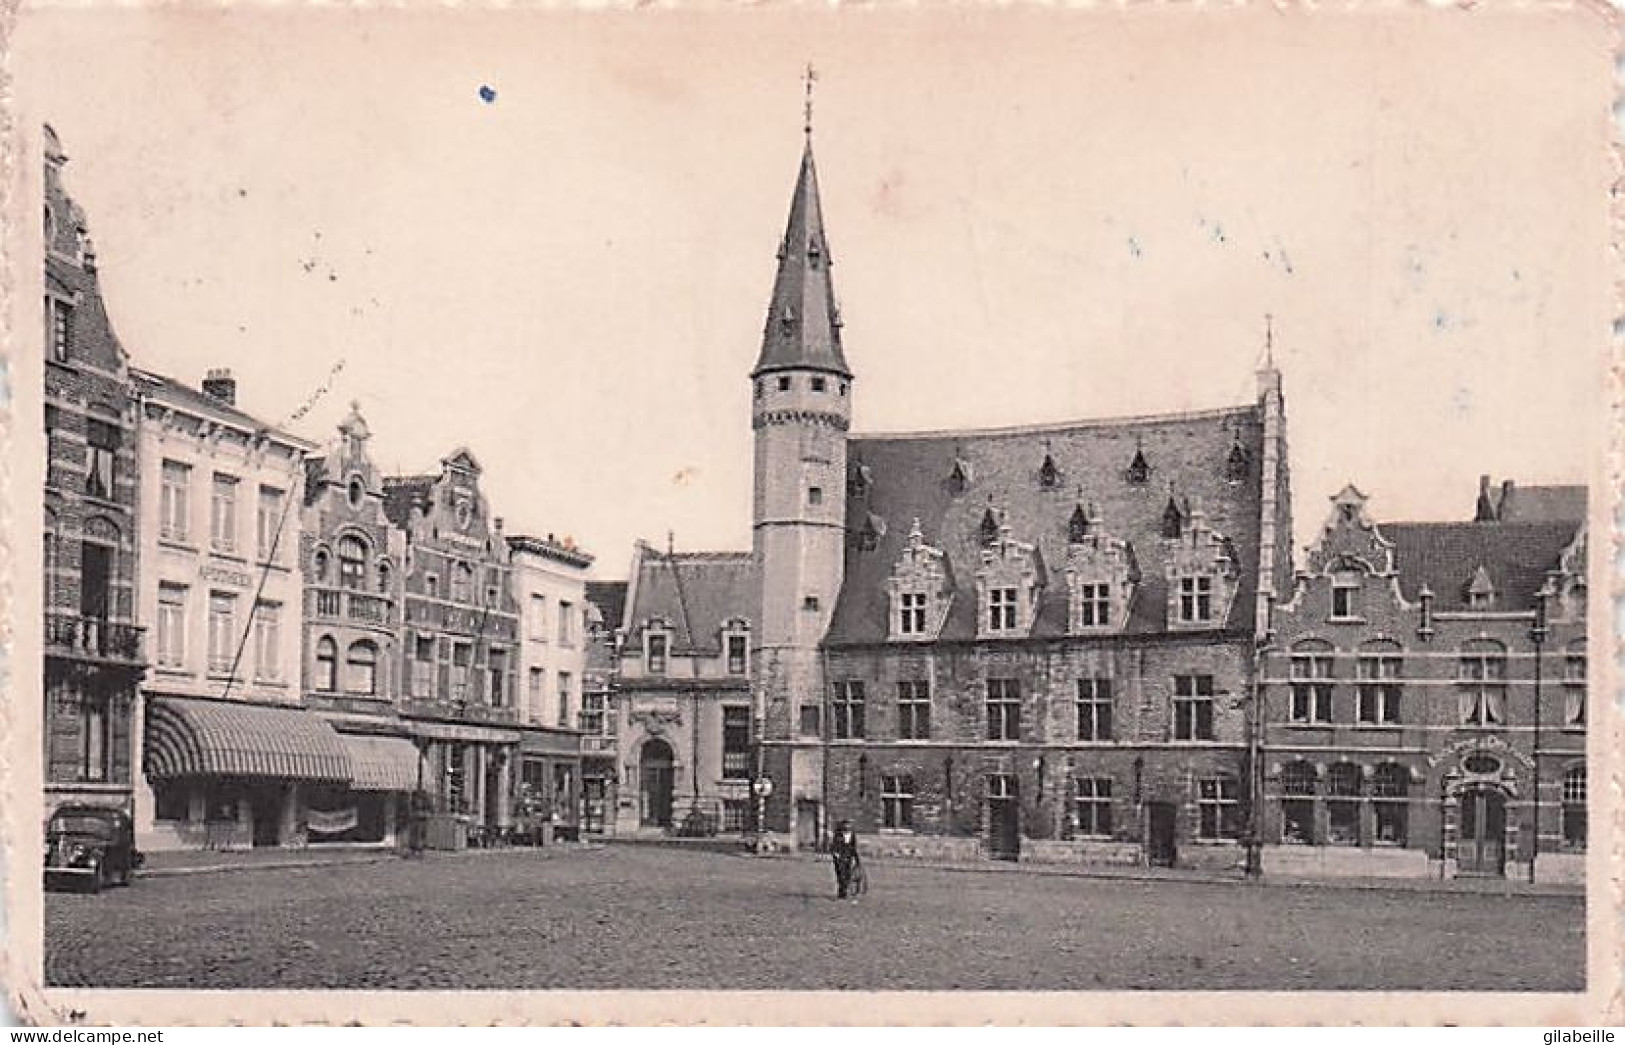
[831,820,862,901]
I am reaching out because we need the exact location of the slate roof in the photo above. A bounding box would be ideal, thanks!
[1383,521,1581,611]
[380,475,436,529]
[751,140,851,379]
[584,580,629,679]
[827,405,1267,645]
[1495,484,1587,524]
[586,580,629,635]
[627,550,757,656]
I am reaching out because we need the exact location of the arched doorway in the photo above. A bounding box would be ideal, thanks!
[639,739,675,829]
[1458,786,1507,876]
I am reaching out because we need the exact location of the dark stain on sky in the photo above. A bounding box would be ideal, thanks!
[479,85,498,104]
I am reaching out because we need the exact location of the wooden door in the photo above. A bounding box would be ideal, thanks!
[1458,788,1506,876]
[1148,802,1179,867]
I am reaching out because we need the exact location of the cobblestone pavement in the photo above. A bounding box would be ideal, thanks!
[45,845,1584,991]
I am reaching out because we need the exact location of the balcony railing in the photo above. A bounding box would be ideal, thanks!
[309,587,395,626]
[46,613,145,664]
[582,735,619,755]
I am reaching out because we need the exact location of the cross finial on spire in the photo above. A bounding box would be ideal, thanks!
[1264,312,1275,367]
[803,62,818,137]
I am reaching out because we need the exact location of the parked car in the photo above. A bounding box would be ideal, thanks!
[44,805,140,893]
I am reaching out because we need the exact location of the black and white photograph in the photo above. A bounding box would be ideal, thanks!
[5,1,1617,1026]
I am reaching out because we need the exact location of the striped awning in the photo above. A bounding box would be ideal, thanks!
[339,734,422,792]
[145,696,350,783]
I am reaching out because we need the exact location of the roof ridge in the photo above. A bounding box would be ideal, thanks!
[850,403,1258,442]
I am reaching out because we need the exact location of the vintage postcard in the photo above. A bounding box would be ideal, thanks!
[2,0,1619,1027]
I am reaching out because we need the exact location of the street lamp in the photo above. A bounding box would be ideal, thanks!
[1528,582,1551,884]
[1243,639,1271,879]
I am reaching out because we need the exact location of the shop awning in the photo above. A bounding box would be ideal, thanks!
[145,696,350,783]
[339,734,423,792]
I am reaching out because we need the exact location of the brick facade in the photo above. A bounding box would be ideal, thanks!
[1261,484,1587,882]
[42,125,146,820]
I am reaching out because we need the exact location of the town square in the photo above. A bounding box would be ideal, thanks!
[18,3,1607,1009]
[44,845,1584,992]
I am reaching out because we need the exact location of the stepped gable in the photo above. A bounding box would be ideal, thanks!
[628,550,758,656]
[1383,520,1582,611]
[828,403,1266,644]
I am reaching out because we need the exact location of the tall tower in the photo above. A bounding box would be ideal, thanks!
[751,95,852,844]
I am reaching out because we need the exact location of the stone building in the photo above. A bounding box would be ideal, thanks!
[746,132,1293,866]
[1259,481,1586,882]
[297,403,419,847]
[581,580,628,834]
[613,542,758,836]
[507,532,593,839]
[42,125,148,821]
[383,450,522,840]
[131,368,332,850]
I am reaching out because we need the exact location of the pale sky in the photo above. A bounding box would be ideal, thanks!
[16,5,1612,578]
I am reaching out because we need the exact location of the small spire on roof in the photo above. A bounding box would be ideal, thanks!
[803,62,818,138]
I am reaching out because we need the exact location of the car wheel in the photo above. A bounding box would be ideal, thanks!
[85,859,103,894]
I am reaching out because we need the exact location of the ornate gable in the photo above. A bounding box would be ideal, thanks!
[1551,524,1587,622]
[886,520,953,642]
[1062,503,1137,634]
[1304,484,1397,577]
[974,507,1042,640]
[1163,501,1240,631]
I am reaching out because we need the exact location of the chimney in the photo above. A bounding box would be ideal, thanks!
[1474,475,1497,523]
[1499,480,1516,522]
[202,368,237,407]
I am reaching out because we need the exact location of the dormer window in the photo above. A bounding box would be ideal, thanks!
[1164,508,1239,631]
[1063,515,1136,635]
[899,592,927,635]
[948,458,972,495]
[1078,584,1110,626]
[1178,576,1213,623]
[848,462,872,498]
[978,507,1001,547]
[1038,454,1060,489]
[1466,565,1496,609]
[974,521,1041,640]
[1161,498,1184,540]
[887,520,952,643]
[1068,504,1091,545]
[645,628,669,675]
[1125,446,1150,484]
[1224,441,1250,482]
[988,587,1019,632]
[779,305,796,333]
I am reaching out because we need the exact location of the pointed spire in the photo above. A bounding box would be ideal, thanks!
[752,95,852,380]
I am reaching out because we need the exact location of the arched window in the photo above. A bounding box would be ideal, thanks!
[313,548,330,583]
[1562,765,1586,851]
[338,535,368,590]
[315,636,337,692]
[346,640,378,695]
[1326,763,1362,846]
[1279,760,1316,846]
[1372,763,1409,845]
[377,560,392,595]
